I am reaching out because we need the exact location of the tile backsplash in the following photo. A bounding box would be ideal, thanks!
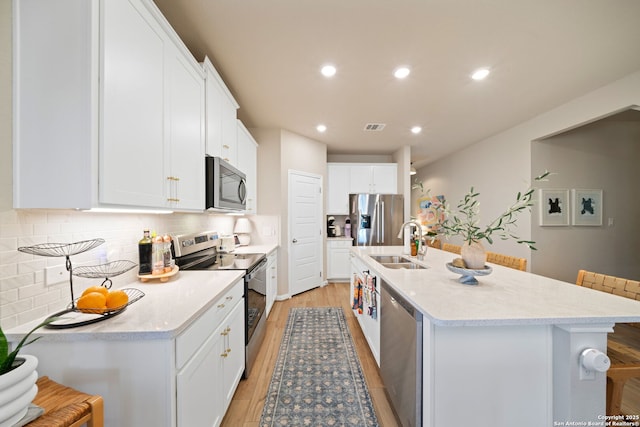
[0,209,278,330]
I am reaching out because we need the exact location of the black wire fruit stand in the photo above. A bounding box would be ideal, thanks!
[18,238,145,329]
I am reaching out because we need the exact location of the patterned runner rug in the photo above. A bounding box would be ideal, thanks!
[260,307,379,426]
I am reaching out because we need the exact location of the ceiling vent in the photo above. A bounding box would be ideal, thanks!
[363,123,386,131]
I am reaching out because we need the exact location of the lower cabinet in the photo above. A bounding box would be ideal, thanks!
[23,278,245,427]
[177,295,244,427]
[266,250,278,317]
[350,253,381,366]
[327,238,352,281]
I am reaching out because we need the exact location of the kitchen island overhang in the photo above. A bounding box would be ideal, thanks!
[350,246,640,427]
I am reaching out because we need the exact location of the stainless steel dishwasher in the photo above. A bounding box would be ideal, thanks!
[380,279,423,427]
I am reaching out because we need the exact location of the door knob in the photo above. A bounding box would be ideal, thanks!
[292,238,298,243]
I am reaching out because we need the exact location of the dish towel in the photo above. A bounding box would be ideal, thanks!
[366,274,377,319]
[352,275,363,314]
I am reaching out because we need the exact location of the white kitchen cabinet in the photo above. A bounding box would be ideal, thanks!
[326,163,351,214]
[326,163,397,214]
[177,295,244,427]
[14,0,204,211]
[266,249,278,317]
[327,238,352,281]
[176,282,244,427]
[19,276,245,427]
[203,57,240,166]
[349,164,397,194]
[349,253,381,365]
[236,120,258,214]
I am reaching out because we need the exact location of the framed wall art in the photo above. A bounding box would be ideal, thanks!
[539,189,570,226]
[572,189,603,226]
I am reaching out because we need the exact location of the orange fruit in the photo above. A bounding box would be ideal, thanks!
[77,292,107,314]
[81,286,109,298]
[106,290,129,310]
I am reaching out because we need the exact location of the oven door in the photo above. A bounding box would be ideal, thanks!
[206,156,247,211]
[244,257,267,376]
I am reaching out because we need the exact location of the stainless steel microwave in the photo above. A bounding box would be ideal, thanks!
[206,156,247,211]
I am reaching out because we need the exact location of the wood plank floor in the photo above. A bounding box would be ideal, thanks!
[221,282,400,427]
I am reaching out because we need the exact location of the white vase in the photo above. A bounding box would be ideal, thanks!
[0,355,38,427]
[461,241,487,269]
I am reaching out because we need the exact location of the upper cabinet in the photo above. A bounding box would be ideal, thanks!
[348,164,398,194]
[327,164,351,214]
[14,0,204,211]
[203,57,240,167]
[236,120,258,214]
[326,163,398,214]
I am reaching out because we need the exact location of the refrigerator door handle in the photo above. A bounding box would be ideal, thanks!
[380,200,385,244]
[376,201,382,244]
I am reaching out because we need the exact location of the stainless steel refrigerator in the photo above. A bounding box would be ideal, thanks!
[349,194,404,246]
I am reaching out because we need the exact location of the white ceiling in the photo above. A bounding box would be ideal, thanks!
[153,0,640,168]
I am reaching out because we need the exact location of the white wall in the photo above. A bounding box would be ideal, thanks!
[253,128,327,297]
[531,118,640,282]
[393,145,412,221]
[415,70,640,274]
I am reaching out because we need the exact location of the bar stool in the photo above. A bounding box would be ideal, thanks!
[26,376,103,427]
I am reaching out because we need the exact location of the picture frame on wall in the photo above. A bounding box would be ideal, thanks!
[539,189,570,226]
[572,189,603,226]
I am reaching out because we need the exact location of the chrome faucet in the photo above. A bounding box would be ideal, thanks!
[397,220,425,260]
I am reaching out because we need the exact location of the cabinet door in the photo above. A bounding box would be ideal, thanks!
[222,301,245,409]
[266,252,278,317]
[349,165,373,194]
[371,164,397,194]
[100,0,167,207]
[203,57,223,158]
[327,164,350,214]
[327,241,351,280]
[237,121,258,214]
[220,95,239,166]
[333,248,352,279]
[177,325,224,427]
[166,45,205,210]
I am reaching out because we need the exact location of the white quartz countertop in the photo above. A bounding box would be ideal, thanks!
[351,246,640,326]
[6,244,279,342]
[234,243,278,255]
[5,270,245,341]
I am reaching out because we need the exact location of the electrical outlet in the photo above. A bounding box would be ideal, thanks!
[45,265,67,286]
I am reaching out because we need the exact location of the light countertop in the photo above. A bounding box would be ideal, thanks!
[351,246,640,326]
[6,244,279,342]
[5,270,245,342]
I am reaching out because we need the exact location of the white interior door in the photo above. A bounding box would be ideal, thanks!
[288,171,323,296]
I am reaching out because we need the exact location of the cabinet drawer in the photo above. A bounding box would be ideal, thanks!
[328,239,353,249]
[176,279,244,369]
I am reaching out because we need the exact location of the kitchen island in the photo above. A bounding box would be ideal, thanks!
[351,246,640,427]
[5,270,245,427]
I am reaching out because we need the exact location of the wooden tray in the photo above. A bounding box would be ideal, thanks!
[138,265,179,283]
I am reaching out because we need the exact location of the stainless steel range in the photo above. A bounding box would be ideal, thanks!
[171,230,267,378]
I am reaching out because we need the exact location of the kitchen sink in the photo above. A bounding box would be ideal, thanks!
[370,255,411,263]
[370,255,428,270]
[380,262,426,270]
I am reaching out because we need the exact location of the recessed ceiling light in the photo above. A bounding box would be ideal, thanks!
[411,126,422,134]
[320,65,336,78]
[394,67,411,79]
[471,68,490,80]
[316,124,327,133]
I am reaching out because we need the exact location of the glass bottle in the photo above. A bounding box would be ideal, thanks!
[162,233,174,273]
[152,232,165,275]
[138,229,152,275]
